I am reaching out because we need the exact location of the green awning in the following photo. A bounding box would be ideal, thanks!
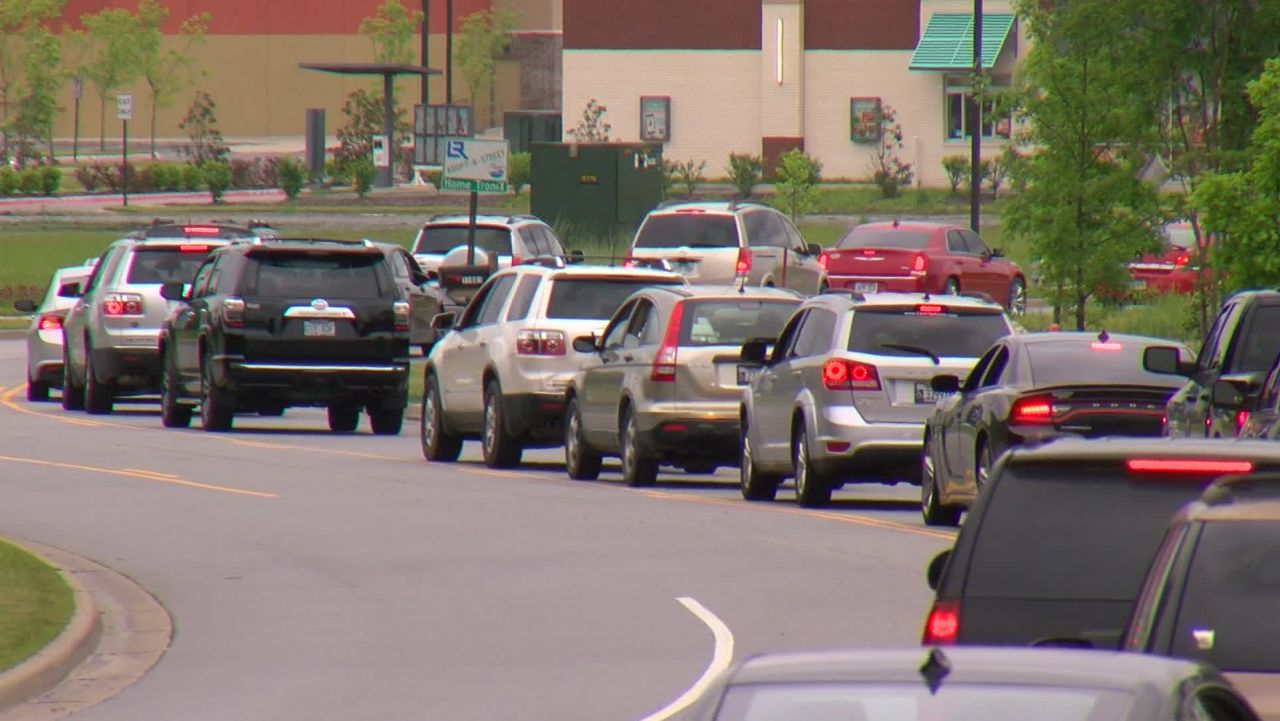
[909,13,1015,71]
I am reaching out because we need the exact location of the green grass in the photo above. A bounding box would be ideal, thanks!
[1018,293,1199,346]
[0,540,75,673]
[409,358,426,404]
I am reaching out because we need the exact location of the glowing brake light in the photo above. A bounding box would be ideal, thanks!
[1091,341,1123,351]
[818,252,829,272]
[1011,396,1054,424]
[102,293,143,316]
[861,249,877,257]
[911,253,927,275]
[735,247,752,275]
[1236,410,1250,432]
[182,225,220,236]
[651,301,684,382]
[1175,254,1190,267]
[178,244,210,253]
[1126,459,1255,474]
[915,304,945,315]
[516,329,566,356]
[622,252,636,269]
[922,600,960,645]
[822,359,881,391]
[37,314,63,331]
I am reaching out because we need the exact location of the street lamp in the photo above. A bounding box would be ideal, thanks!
[970,0,983,233]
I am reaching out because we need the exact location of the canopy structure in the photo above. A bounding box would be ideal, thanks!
[908,14,1016,71]
[299,63,441,187]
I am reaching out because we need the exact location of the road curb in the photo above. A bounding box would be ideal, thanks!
[0,540,101,715]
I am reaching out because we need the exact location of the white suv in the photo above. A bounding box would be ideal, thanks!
[410,214,567,273]
[420,261,685,468]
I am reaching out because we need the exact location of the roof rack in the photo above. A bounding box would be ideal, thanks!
[819,287,866,301]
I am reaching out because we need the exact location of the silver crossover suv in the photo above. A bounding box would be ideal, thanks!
[625,201,827,294]
[738,292,1015,507]
[410,214,566,273]
[562,285,803,485]
[420,260,685,469]
[15,263,96,402]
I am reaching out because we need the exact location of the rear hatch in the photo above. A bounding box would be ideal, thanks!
[628,212,740,282]
[672,297,801,410]
[843,303,1011,423]
[236,247,403,363]
[119,242,226,331]
[412,224,513,271]
[824,227,933,279]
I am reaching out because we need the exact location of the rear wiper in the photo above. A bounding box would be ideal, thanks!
[880,343,940,365]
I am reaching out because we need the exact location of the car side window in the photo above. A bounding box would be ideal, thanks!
[519,227,544,257]
[1197,304,1235,373]
[963,346,1001,392]
[1189,687,1261,721]
[946,231,969,254]
[476,275,516,325]
[780,214,807,253]
[82,246,119,294]
[1263,362,1280,411]
[505,275,541,321]
[770,310,809,364]
[190,260,217,298]
[790,309,836,358]
[623,300,656,349]
[539,226,566,256]
[388,250,410,280]
[601,300,637,350]
[458,277,498,328]
[1123,526,1189,652]
[979,347,1010,388]
[962,229,990,256]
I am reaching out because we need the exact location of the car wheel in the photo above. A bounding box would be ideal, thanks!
[564,397,602,481]
[199,355,234,432]
[975,438,993,493]
[160,348,192,429]
[367,404,404,436]
[943,277,960,296]
[420,373,462,462]
[793,421,832,508]
[1007,277,1027,316]
[620,407,658,487]
[920,440,961,527]
[739,423,781,501]
[26,376,50,402]
[481,380,523,468]
[328,404,360,433]
[61,347,84,411]
[83,350,114,415]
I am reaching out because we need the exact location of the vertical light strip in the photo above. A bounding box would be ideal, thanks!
[775,18,784,84]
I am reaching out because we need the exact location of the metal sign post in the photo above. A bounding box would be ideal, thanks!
[72,77,82,161]
[442,138,510,265]
[117,94,133,207]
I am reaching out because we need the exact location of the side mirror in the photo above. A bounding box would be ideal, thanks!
[430,312,456,332]
[1211,378,1248,409]
[927,549,952,592]
[740,338,771,365]
[1143,346,1194,376]
[990,247,1005,258]
[572,335,597,353]
[13,299,37,313]
[930,374,961,394]
[159,282,187,301]
[568,249,586,264]
[410,269,430,286]
[57,281,82,298]
[806,243,823,256]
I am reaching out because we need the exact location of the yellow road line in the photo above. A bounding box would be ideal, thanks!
[0,384,112,427]
[0,453,277,498]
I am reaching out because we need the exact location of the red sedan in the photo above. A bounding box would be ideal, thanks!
[819,221,1026,313]
[1126,222,1202,295]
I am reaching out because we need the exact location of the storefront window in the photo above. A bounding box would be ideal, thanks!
[944,83,1011,141]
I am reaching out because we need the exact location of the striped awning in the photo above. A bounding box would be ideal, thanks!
[909,13,1015,71]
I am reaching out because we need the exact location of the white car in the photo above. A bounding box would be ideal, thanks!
[14,264,96,402]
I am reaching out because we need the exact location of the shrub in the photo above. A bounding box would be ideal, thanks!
[0,167,18,195]
[351,158,375,198]
[989,146,1021,195]
[39,166,62,196]
[866,104,913,198]
[152,163,183,192]
[774,149,822,221]
[508,152,532,195]
[181,163,204,192]
[658,158,676,199]
[425,168,442,188]
[325,158,352,186]
[202,161,232,202]
[942,155,969,194]
[726,152,763,198]
[75,165,99,192]
[19,168,42,195]
[671,158,707,196]
[230,158,255,188]
[277,157,307,200]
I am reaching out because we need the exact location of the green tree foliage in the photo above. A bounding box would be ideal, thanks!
[0,0,64,162]
[351,158,376,198]
[508,151,531,195]
[178,91,229,164]
[774,149,822,222]
[726,153,763,198]
[135,0,210,159]
[671,159,707,196]
[80,7,142,151]
[359,0,423,64]
[941,155,968,194]
[277,156,307,200]
[455,5,519,127]
[201,159,231,203]
[9,26,62,166]
[333,88,410,178]
[1004,0,1165,331]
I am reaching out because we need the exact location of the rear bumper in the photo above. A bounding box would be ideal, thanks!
[212,357,410,406]
[91,346,162,389]
[828,275,926,293]
[811,405,924,482]
[503,392,567,440]
[638,415,740,461]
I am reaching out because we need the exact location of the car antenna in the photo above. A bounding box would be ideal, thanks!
[919,647,951,695]
[892,217,900,229]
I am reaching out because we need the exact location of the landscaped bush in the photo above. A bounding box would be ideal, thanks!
[508,152,531,195]
[0,167,19,195]
[276,157,307,200]
[40,166,61,196]
[727,152,764,198]
[74,165,99,192]
[351,158,375,198]
[202,161,232,202]
[181,163,204,192]
[19,168,43,195]
[325,158,352,186]
[148,163,181,192]
[942,155,969,194]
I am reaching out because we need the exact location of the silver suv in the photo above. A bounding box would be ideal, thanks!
[738,292,1015,507]
[60,225,252,413]
[562,285,802,485]
[625,201,827,294]
[410,214,566,273]
[420,260,685,468]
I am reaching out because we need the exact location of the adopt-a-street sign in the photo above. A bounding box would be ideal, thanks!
[116,93,133,121]
[442,138,509,193]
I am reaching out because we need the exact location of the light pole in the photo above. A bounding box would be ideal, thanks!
[969,0,983,233]
[420,0,430,104]
[445,0,454,104]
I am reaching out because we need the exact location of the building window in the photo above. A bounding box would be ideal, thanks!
[944,82,1011,141]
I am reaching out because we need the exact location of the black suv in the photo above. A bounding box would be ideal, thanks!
[922,437,1280,649]
[157,239,411,434]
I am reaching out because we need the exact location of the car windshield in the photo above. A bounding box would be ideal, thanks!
[848,308,1008,358]
[837,229,933,250]
[715,682,1133,721]
[1170,521,1280,672]
[545,278,682,320]
[1027,341,1189,387]
[680,299,799,347]
[242,252,389,298]
[413,226,513,255]
[125,248,212,284]
[634,214,739,249]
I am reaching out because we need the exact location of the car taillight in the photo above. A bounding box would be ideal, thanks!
[511,255,523,266]
[1011,396,1054,424]
[822,358,881,391]
[182,225,220,236]
[818,252,829,272]
[102,293,143,316]
[922,600,960,645]
[223,297,245,329]
[911,253,927,276]
[1126,459,1255,474]
[622,252,636,269]
[179,244,211,253]
[1236,410,1250,432]
[1176,254,1190,267]
[516,330,566,356]
[735,247,752,275]
[915,304,945,315]
[37,314,63,331]
[651,301,684,382]
[393,300,410,332]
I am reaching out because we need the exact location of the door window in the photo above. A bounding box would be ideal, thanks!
[790,308,837,358]
[476,275,516,325]
[539,226,566,257]
[979,347,1010,388]
[601,300,637,350]
[946,231,969,254]
[1123,525,1190,652]
[963,345,1001,392]
[83,246,119,294]
[961,230,990,256]
[388,250,411,280]
[505,275,541,321]
[624,300,657,349]
[519,227,545,257]
[770,310,809,364]
[746,211,788,248]
[190,259,217,298]
[1197,304,1235,373]
[780,215,808,253]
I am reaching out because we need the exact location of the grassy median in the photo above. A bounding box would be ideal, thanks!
[0,540,75,673]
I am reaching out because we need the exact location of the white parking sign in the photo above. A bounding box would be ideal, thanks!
[116,93,133,121]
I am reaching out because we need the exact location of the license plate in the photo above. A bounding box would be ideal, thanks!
[672,262,696,275]
[303,319,336,337]
[854,282,878,293]
[914,381,950,404]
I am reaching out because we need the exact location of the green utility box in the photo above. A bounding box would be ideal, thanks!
[504,111,562,153]
[530,142,664,240]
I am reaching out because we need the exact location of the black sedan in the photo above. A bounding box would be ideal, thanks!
[920,332,1190,526]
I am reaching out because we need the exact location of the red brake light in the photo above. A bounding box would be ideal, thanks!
[182,225,220,235]
[511,255,523,266]
[911,253,927,275]
[1090,341,1123,351]
[516,330,566,356]
[1126,459,1255,474]
[822,359,881,391]
[1175,254,1190,267]
[915,304,945,315]
[818,252,829,272]
[37,314,63,331]
[178,244,210,253]
[922,600,960,645]
[1011,396,1054,424]
[651,301,684,382]
[862,249,877,257]
[735,247,752,275]
[1236,410,1250,432]
[101,293,143,316]
[622,252,635,269]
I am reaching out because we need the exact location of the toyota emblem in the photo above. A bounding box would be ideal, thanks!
[311,298,329,311]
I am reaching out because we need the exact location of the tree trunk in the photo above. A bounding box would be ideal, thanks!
[150,98,157,160]
[99,95,106,151]
[1075,293,1087,332]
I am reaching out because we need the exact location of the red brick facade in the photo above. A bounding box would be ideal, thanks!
[804,0,920,50]
[564,0,761,50]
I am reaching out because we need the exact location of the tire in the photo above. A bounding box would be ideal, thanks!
[328,404,360,433]
[368,405,404,436]
[620,407,658,487]
[83,350,114,415]
[793,422,832,508]
[740,422,781,501]
[564,397,602,481]
[975,439,994,494]
[199,355,234,432]
[943,277,960,296]
[61,347,84,411]
[160,348,192,429]
[26,376,50,402]
[1007,277,1027,316]
[921,439,961,527]
[420,373,462,462]
[481,380,523,468]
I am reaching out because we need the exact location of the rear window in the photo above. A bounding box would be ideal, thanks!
[1163,225,1195,250]
[967,465,1218,600]
[242,252,390,298]
[1236,305,1280,373]
[848,308,1008,358]
[1027,341,1188,387]
[545,278,681,320]
[837,229,932,250]
[413,226,512,256]
[125,247,212,284]
[680,299,798,347]
[1171,521,1280,672]
[634,214,739,249]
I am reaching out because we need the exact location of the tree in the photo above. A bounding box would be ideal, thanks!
[1004,0,1167,331]
[774,149,822,222]
[568,99,611,142]
[333,88,411,176]
[359,0,423,64]
[726,152,763,198]
[356,0,422,176]
[0,0,64,161]
[135,0,210,159]
[178,91,229,164]
[9,26,62,166]
[80,7,141,151]
[454,5,519,127]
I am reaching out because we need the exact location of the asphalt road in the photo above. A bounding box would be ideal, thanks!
[0,339,954,721]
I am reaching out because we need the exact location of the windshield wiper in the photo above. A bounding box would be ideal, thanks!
[879,343,940,365]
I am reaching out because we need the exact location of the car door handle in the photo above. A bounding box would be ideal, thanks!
[622,355,634,362]
[791,370,804,378]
